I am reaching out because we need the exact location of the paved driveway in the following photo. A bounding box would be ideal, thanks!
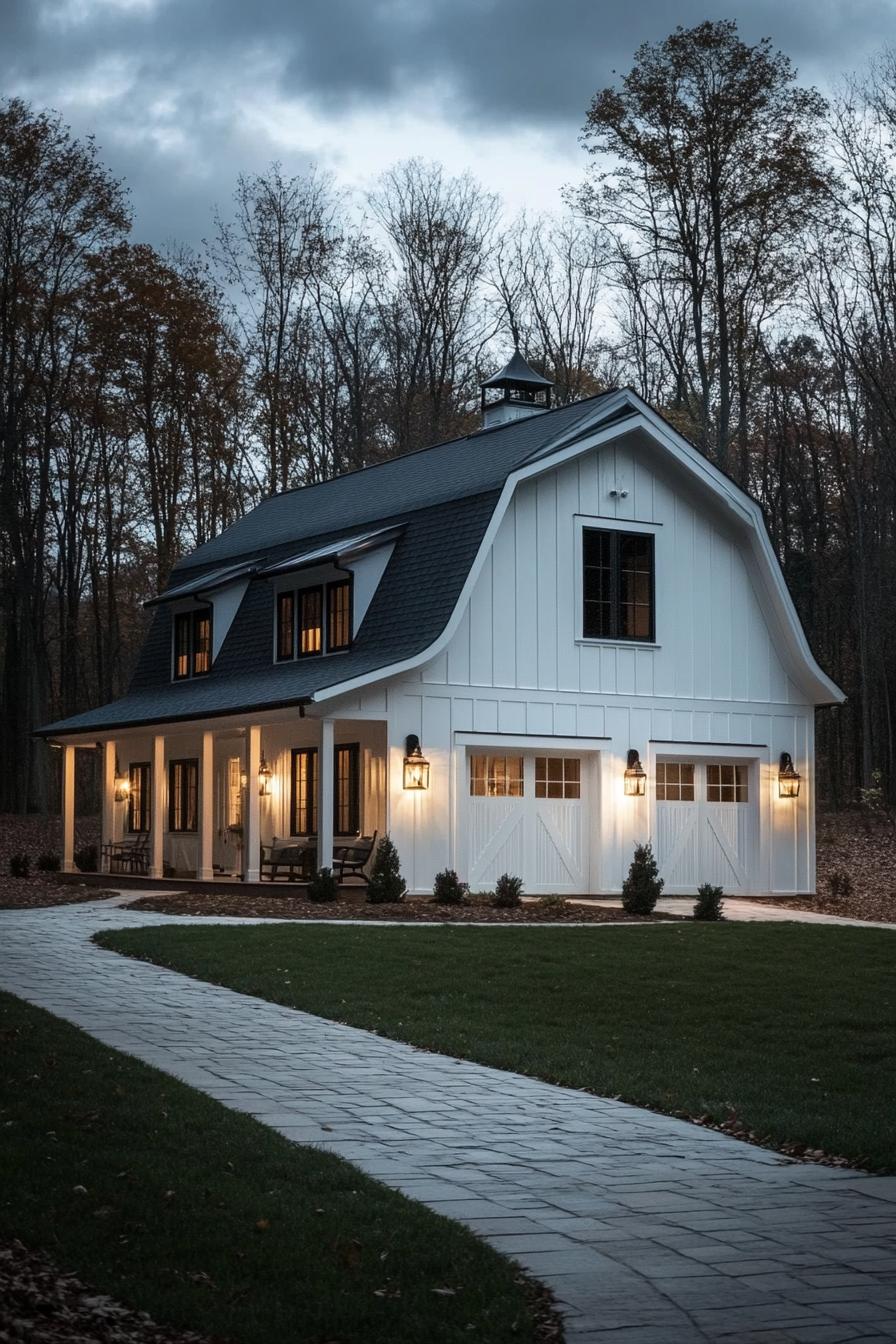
[1,895,895,1343]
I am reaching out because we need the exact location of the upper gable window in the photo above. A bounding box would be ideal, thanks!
[582,529,654,642]
[173,608,212,680]
[276,578,351,661]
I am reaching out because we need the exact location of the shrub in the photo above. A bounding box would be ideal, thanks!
[307,867,339,902]
[8,853,30,878]
[538,894,568,915]
[493,873,523,908]
[621,842,663,915]
[432,869,468,905]
[829,870,853,901]
[366,835,406,904]
[74,844,98,873]
[694,883,725,921]
[36,851,61,873]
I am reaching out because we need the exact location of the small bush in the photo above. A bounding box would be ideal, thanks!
[694,883,725,921]
[621,842,663,915]
[307,867,339,902]
[366,835,406,904]
[538,894,568,915]
[36,851,61,873]
[432,869,468,905]
[8,853,30,879]
[493,873,523,908]
[74,844,98,873]
[829,870,853,901]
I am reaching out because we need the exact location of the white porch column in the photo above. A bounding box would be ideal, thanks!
[245,725,261,883]
[101,740,116,872]
[318,718,334,872]
[200,730,214,881]
[150,735,165,879]
[62,744,76,874]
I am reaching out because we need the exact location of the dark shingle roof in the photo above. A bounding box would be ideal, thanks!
[39,392,626,736]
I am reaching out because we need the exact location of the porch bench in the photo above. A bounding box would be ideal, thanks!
[260,840,314,882]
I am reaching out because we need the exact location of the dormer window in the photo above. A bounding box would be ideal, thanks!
[275,578,351,661]
[173,607,212,679]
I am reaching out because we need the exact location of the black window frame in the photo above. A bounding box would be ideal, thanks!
[127,761,151,833]
[334,742,360,835]
[168,758,198,833]
[172,606,213,680]
[582,527,655,643]
[276,590,295,662]
[326,578,353,653]
[290,743,361,837]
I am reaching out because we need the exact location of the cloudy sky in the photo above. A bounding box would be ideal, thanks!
[2,0,893,250]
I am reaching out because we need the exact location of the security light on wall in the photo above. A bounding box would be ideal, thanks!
[623,749,646,797]
[778,752,801,799]
[113,757,130,802]
[258,754,273,796]
[403,735,430,790]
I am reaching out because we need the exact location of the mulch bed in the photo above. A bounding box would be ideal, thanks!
[771,810,896,924]
[0,877,115,910]
[123,891,683,923]
[0,1238,219,1344]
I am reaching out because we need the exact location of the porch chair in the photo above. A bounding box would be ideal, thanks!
[260,838,312,882]
[333,831,379,884]
[102,832,149,875]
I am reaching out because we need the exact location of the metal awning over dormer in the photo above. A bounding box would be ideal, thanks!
[258,524,404,578]
[144,558,260,608]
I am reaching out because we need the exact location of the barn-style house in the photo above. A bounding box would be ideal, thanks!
[41,355,844,896]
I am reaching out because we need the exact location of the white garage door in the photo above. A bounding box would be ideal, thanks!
[654,759,758,894]
[467,752,591,894]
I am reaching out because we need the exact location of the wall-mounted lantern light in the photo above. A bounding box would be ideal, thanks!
[778,751,801,799]
[240,768,248,790]
[623,749,647,797]
[113,757,130,802]
[258,754,273,796]
[403,734,430,790]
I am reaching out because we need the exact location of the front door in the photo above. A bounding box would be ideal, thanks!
[654,758,758,893]
[467,751,592,894]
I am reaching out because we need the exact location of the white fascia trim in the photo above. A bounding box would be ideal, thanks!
[311,395,844,707]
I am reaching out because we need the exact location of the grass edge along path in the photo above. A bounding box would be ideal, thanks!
[95,921,896,1174]
[0,990,550,1344]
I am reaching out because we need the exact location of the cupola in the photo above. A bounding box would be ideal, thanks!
[480,348,553,428]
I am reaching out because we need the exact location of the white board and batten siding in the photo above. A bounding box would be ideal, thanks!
[329,431,818,897]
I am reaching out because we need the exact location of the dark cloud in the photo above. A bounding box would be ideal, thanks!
[1,0,892,247]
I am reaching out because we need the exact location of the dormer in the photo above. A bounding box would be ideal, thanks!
[480,348,553,428]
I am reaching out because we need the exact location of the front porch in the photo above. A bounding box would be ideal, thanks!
[59,714,387,883]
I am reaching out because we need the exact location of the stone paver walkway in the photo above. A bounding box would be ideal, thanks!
[1,895,895,1343]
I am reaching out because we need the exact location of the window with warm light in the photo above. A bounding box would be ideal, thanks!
[168,758,198,832]
[469,755,524,797]
[327,580,352,652]
[656,762,695,801]
[173,608,212,680]
[275,579,352,661]
[127,762,151,832]
[226,757,242,827]
[707,763,748,803]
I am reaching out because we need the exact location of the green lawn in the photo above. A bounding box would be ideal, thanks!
[0,990,541,1344]
[97,922,896,1172]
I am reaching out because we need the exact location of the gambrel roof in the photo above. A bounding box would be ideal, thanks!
[39,389,843,738]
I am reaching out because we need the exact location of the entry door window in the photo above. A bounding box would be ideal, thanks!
[656,762,695,801]
[226,756,243,828]
[535,757,581,799]
[707,763,749,802]
[469,755,524,797]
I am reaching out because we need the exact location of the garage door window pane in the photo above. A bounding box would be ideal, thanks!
[707,763,748,803]
[470,755,524,797]
[535,757,581,799]
[656,762,695,801]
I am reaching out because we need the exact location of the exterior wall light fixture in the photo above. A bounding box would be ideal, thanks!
[403,735,430,790]
[778,751,801,799]
[258,754,273,796]
[624,749,647,797]
[113,757,130,802]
